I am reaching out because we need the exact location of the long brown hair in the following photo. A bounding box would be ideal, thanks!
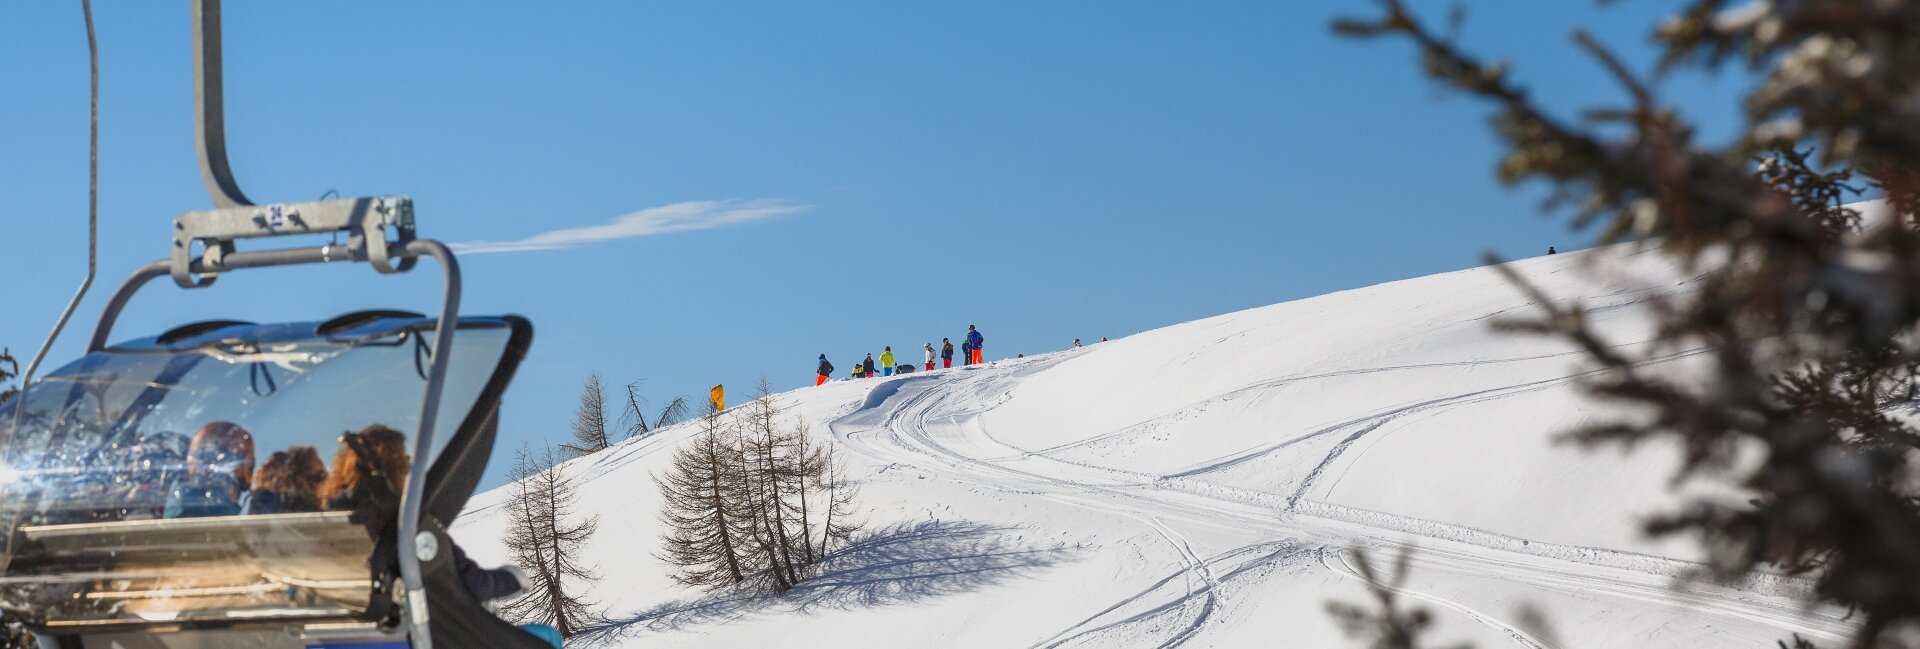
[255,446,328,512]
[321,424,411,507]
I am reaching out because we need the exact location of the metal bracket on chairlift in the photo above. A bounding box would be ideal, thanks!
[175,0,421,290]
[170,196,417,288]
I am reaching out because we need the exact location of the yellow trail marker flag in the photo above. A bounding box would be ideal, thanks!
[710,384,725,412]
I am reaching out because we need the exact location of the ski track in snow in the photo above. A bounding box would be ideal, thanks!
[1319,546,1549,649]
[825,349,1852,648]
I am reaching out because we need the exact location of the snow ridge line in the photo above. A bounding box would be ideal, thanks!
[1007,345,1634,460]
[1199,346,1711,482]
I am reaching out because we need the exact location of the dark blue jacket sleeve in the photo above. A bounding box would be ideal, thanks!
[452,543,524,602]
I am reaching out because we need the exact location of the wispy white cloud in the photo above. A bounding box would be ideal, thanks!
[450,198,807,255]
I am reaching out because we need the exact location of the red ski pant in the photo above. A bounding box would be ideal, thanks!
[816,374,828,386]
[970,348,983,364]
[925,361,934,371]
[943,358,952,368]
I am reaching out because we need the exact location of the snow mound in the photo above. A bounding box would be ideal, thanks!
[453,244,1851,648]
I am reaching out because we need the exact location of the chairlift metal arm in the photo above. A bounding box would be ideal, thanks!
[193,0,251,209]
[399,240,458,649]
[91,238,436,353]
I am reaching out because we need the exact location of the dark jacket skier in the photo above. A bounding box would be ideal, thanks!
[941,338,955,368]
[816,354,834,386]
[863,354,877,377]
[966,326,985,364]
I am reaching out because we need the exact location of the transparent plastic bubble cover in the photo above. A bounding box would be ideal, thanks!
[0,317,516,627]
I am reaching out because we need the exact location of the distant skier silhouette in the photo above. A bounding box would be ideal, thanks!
[1548,246,1557,255]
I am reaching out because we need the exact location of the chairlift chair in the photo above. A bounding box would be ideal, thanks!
[0,2,554,647]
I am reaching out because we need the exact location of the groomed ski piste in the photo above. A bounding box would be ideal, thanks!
[453,243,1856,648]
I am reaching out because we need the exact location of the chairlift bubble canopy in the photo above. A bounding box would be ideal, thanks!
[4,0,568,645]
[0,313,533,646]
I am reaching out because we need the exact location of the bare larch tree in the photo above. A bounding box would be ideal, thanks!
[618,380,691,441]
[739,377,801,590]
[655,404,752,589]
[808,431,861,562]
[654,376,861,596]
[561,371,609,457]
[500,444,599,638]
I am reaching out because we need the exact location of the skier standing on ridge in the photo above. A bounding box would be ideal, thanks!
[960,340,973,367]
[967,325,985,365]
[924,343,936,371]
[941,338,955,369]
[863,353,877,379]
[1073,338,1082,348]
[816,354,834,386]
[880,347,897,376]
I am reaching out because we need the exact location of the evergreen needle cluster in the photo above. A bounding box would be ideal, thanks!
[1332,0,1920,646]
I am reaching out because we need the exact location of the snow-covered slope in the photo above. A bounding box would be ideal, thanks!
[453,244,1852,648]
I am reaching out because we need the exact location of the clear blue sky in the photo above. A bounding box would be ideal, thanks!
[1,2,1746,489]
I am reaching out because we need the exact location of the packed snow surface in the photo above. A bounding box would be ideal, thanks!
[454,244,1853,648]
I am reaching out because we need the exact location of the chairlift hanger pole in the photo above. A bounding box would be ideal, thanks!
[192,0,249,209]
[13,0,100,443]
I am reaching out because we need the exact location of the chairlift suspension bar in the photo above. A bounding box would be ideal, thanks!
[398,240,460,649]
[14,0,101,444]
[193,0,252,208]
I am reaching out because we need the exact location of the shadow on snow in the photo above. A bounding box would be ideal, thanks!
[579,519,1077,643]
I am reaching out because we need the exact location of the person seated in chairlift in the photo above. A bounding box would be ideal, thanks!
[322,425,410,513]
[242,446,327,515]
[324,424,529,604]
[164,421,255,519]
[117,430,190,520]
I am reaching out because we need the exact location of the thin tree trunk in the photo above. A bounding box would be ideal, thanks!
[761,428,799,584]
[795,467,815,566]
[705,434,744,583]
